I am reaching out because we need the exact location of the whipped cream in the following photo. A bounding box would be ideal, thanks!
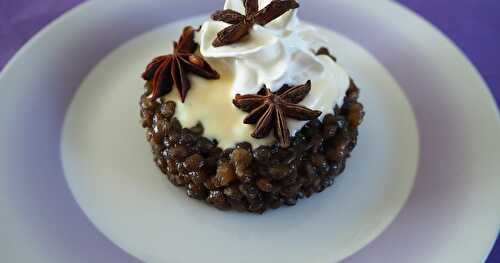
[167,0,350,148]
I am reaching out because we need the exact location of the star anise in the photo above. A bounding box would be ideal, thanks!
[211,0,300,47]
[233,80,322,148]
[142,26,220,102]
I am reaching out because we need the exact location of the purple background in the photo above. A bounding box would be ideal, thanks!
[0,0,498,262]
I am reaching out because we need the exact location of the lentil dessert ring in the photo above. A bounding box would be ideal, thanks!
[139,78,364,214]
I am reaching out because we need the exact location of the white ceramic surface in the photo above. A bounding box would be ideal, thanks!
[0,0,499,263]
[60,16,418,263]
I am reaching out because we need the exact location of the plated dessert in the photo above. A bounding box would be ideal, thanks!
[139,0,364,213]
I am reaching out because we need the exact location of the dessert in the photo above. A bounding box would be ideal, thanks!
[139,0,364,213]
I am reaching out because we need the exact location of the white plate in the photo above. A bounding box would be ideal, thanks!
[59,16,418,263]
[0,0,498,262]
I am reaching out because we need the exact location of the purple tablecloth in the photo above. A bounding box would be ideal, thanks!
[0,0,498,262]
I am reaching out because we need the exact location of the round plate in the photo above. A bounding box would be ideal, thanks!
[0,1,499,263]
[60,16,418,263]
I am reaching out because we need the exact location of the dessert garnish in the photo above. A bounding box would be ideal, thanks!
[142,26,220,102]
[316,47,337,62]
[211,0,299,47]
[233,80,322,148]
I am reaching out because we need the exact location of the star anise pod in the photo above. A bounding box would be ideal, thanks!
[142,26,220,102]
[211,0,300,47]
[233,80,322,148]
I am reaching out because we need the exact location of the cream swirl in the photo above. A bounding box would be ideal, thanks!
[171,0,351,147]
[199,0,349,109]
[199,0,321,94]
